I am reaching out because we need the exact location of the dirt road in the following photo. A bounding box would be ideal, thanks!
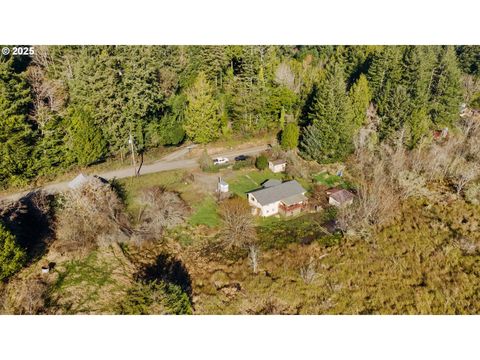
[0,144,269,203]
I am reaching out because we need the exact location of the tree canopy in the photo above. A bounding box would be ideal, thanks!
[0,45,474,187]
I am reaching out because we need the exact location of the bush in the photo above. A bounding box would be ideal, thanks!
[136,186,190,241]
[117,280,192,315]
[0,223,26,281]
[255,155,268,170]
[199,150,213,171]
[232,158,254,170]
[465,183,480,205]
[55,178,131,255]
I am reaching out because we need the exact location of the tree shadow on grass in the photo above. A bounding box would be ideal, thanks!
[137,253,192,300]
[0,191,55,262]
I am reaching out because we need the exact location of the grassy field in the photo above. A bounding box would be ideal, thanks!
[189,196,480,315]
[49,247,133,314]
[118,170,187,216]
[188,196,220,227]
[312,171,351,189]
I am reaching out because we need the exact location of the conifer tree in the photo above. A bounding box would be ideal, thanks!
[183,72,221,143]
[406,108,430,149]
[281,122,300,150]
[429,46,462,126]
[300,64,354,163]
[349,74,372,129]
[0,223,26,281]
[67,106,107,166]
[0,58,35,187]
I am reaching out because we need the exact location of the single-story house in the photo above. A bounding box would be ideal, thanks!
[327,188,355,207]
[269,159,287,173]
[247,179,307,217]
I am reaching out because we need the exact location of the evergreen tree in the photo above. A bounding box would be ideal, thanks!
[401,46,437,111]
[379,85,410,139]
[67,106,107,166]
[367,46,403,109]
[0,58,35,187]
[349,74,372,129]
[281,122,300,150]
[0,223,26,281]
[456,45,480,77]
[429,46,462,126]
[183,72,221,143]
[300,64,354,163]
[34,115,70,175]
[406,108,430,149]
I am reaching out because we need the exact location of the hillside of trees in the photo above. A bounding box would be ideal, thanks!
[1,45,479,189]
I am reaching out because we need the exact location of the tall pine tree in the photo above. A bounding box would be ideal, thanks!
[300,64,354,163]
[183,72,221,143]
[0,58,35,187]
[429,46,462,127]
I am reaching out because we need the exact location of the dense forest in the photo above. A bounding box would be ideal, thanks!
[1,45,479,189]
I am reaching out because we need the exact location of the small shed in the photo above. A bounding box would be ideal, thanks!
[217,177,229,193]
[327,189,355,207]
[269,159,287,173]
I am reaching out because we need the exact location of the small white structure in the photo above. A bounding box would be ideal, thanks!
[217,177,229,193]
[327,189,355,207]
[268,159,287,173]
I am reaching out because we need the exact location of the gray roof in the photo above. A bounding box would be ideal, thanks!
[68,173,92,189]
[249,180,306,206]
[262,179,282,188]
[281,193,308,206]
[269,159,287,165]
[329,189,354,204]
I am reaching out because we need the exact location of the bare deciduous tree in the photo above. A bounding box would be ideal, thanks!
[248,244,260,274]
[451,160,479,195]
[218,197,256,249]
[136,186,190,240]
[55,179,130,255]
[1,277,50,315]
[299,256,317,284]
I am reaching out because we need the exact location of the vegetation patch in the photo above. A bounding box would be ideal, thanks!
[188,197,220,227]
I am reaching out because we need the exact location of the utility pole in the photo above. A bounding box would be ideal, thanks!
[129,132,137,177]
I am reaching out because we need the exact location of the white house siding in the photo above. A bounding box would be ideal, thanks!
[329,197,340,207]
[269,163,286,173]
[260,201,280,217]
[248,194,280,217]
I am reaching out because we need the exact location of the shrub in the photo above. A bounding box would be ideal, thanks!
[255,155,268,170]
[232,158,254,170]
[465,183,480,205]
[0,223,26,281]
[136,186,190,240]
[55,178,131,255]
[117,280,192,315]
[199,149,213,171]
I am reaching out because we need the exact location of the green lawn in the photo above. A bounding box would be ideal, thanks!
[313,171,351,189]
[188,196,220,227]
[117,170,187,215]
